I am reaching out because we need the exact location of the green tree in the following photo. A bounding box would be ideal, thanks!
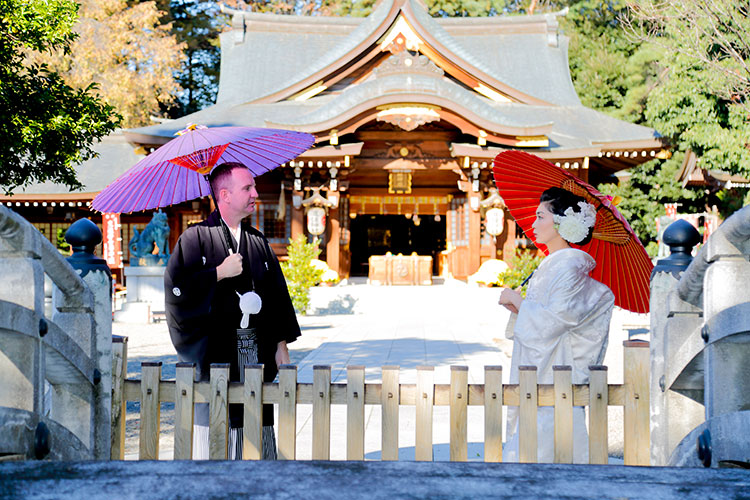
[560,0,750,250]
[563,0,661,124]
[37,0,185,128]
[0,0,120,193]
[280,235,324,314]
[153,0,224,118]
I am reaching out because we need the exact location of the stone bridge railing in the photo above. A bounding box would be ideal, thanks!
[0,206,111,460]
[650,205,750,467]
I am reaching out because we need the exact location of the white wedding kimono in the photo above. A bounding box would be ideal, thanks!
[504,248,614,463]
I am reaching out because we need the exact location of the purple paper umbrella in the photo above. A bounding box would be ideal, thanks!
[91,125,315,213]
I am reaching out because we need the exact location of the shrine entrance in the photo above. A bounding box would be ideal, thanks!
[349,214,446,277]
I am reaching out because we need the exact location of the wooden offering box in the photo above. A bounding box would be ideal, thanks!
[368,253,432,285]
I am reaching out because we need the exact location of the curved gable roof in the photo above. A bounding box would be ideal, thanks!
[219,0,580,106]
[216,12,367,106]
[406,3,578,106]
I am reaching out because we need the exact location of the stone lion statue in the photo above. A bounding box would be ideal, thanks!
[129,211,170,266]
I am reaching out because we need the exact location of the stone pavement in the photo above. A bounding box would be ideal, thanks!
[115,279,648,461]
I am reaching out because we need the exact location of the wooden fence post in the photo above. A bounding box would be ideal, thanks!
[110,336,127,460]
[209,363,230,460]
[484,366,503,463]
[346,365,365,461]
[553,365,573,463]
[450,365,468,462]
[623,340,650,466]
[588,365,608,464]
[139,362,161,460]
[278,364,297,460]
[312,365,331,460]
[243,364,264,460]
[381,366,400,461]
[518,366,538,463]
[415,366,434,461]
[174,363,195,460]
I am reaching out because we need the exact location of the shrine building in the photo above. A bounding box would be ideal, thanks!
[2,0,664,281]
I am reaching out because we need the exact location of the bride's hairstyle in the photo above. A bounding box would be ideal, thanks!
[539,187,595,245]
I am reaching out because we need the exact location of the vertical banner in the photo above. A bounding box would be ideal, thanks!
[102,213,123,269]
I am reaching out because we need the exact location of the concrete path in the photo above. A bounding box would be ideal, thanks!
[115,279,648,461]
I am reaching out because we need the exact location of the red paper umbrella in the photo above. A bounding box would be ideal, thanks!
[493,150,653,313]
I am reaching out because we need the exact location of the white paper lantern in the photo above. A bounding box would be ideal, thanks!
[307,207,327,235]
[485,207,505,236]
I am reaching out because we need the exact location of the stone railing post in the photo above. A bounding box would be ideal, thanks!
[0,207,45,415]
[701,208,750,421]
[649,219,702,465]
[64,218,113,460]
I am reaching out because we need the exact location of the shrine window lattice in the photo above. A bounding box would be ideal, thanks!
[258,203,290,244]
[450,197,469,247]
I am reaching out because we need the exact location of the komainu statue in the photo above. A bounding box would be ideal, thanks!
[129,211,170,266]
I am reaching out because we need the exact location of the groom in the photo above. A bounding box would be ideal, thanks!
[164,162,300,459]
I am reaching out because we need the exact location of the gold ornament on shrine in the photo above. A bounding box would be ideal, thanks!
[388,170,412,194]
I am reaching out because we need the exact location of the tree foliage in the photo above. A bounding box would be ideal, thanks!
[280,235,323,315]
[0,0,120,193]
[560,0,750,250]
[35,0,185,128]
[627,1,750,120]
[153,0,227,118]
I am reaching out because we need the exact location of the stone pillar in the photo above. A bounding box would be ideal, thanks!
[649,219,703,465]
[702,220,750,420]
[64,218,112,460]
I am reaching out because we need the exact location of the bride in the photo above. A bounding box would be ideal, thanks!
[498,187,615,463]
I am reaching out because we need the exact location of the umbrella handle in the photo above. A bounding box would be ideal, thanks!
[518,272,534,289]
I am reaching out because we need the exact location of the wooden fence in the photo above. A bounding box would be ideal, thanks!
[112,339,650,465]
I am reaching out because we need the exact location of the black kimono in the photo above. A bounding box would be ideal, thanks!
[164,210,300,427]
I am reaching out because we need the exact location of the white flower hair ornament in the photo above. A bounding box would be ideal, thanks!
[553,201,597,244]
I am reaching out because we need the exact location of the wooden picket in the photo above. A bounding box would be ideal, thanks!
[415,366,434,461]
[553,366,573,463]
[110,336,127,460]
[113,341,651,465]
[346,366,365,461]
[278,365,297,460]
[173,363,194,460]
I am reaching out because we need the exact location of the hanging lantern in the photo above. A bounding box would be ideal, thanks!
[485,207,505,236]
[307,206,326,235]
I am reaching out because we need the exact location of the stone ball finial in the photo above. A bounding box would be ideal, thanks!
[656,219,702,272]
[65,218,102,255]
[664,219,701,256]
[65,218,110,281]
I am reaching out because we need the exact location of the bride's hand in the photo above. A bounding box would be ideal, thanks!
[498,287,522,314]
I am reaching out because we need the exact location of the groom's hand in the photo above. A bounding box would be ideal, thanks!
[275,341,290,368]
[217,252,243,281]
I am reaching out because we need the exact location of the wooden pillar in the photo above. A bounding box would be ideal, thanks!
[468,196,481,275]
[326,206,340,275]
[291,191,303,241]
[499,210,516,262]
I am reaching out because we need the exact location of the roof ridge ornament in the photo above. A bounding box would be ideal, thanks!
[374,52,443,79]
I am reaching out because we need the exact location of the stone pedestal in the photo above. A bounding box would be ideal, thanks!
[114,266,166,323]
